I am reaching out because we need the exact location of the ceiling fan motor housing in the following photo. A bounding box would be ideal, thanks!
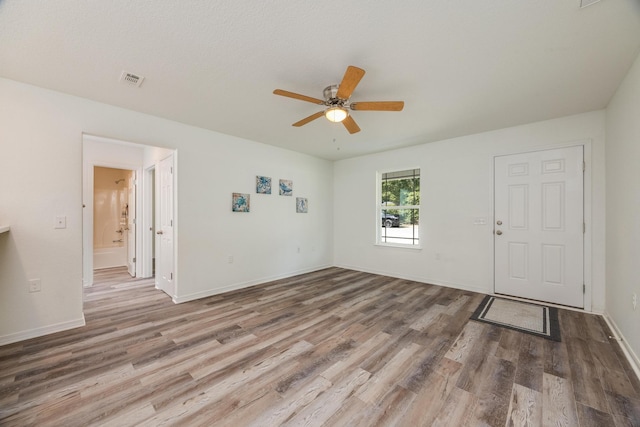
[323,85,348,108]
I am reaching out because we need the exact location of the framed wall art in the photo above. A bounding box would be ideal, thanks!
[296,197,308,213]
[256,176,271,194]
[232,193,250,212]
[279,179,293,196]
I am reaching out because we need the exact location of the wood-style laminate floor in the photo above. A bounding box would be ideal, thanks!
[1,267,639,426]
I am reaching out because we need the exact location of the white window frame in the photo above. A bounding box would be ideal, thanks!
[376,168,421,248]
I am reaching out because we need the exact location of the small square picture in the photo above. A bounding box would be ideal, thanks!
[279,179,293,196]
[232,193,250,212]
[256,176,271,194]
[296,197,308,213]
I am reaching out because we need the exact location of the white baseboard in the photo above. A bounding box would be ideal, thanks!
[603,312,640,382]
[0,316,86,346]
[173,264,333,304]
[333,263,490,295]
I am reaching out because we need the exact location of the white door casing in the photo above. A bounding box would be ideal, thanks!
[127,171,136,277]
[157,154,175,297]
[494,146,584,308]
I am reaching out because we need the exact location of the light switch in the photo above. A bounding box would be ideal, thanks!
[55,216,66,229]
[28,279,41,293]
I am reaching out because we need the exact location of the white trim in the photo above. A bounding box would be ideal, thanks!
[171,152,179,299]
[603,313,640,382]
[141,164,156,278]
[173,265,332,304]
[376,167,421,248]
[0,317,85,346]
[374,243,422,250]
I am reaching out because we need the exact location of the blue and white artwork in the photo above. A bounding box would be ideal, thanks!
[279,179,293,196]
[296,197,308,213]
[232,193,250,212]
[256,176,271,194]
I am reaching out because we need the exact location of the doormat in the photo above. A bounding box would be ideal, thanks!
[470,295,561,341]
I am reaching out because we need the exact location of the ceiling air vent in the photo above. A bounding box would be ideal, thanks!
[119,71,144,87]
[580,0,601,8]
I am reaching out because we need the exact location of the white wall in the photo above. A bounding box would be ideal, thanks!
[605,52,640,365]
[174,134,333,302]
[334,111,606,311]
[0,77,333,344]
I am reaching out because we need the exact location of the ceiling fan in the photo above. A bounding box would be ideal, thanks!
[273,66,404,134]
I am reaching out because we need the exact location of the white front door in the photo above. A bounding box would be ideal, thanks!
[157,154,175,297]
[494,146,584,308]
[126,171,136,277]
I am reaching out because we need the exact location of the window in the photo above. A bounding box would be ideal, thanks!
[378,168,420,246]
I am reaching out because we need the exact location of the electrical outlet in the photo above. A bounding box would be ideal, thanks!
[28,279,41,293]
[633,293,637,310]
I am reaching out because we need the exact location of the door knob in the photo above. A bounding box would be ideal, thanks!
[156,230,163,235]
[496,230,502,235]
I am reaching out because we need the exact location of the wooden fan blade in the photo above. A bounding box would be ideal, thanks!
[350,101,404,111]
[273,89,324,105]
[342,115,361,134]
[336,66,366,99]
[292,111,325,127]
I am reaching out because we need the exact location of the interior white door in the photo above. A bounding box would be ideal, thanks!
[157,154,175,297]
[494,146,584,307]
[126,171,136,277]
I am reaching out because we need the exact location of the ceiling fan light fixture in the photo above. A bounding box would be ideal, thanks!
[325,107,347,123]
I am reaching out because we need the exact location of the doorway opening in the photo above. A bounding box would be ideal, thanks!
[93,166,136,275]
[82,134,177,301]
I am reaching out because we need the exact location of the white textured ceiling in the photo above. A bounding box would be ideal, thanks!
[1,1,639,160]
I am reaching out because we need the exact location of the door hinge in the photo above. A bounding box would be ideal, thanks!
[583,283,586,294]
[170,167,173,174]
[170,272,173,280]
[583,222,586,234]
[133,218,136,224]
[583,161,586,172]
[133,257,136,263]
[170,219,173,226]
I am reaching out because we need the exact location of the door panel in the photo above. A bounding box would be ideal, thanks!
[494,146,584,308]
[127,171,136,277]
[157,154,175,297]
[508,242,528,280]
[508,185,528,229]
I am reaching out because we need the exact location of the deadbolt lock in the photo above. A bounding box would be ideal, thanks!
[496,220,502,225]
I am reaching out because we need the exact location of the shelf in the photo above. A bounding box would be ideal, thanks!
[0,226,10,234]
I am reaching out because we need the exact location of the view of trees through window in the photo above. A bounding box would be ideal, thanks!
[379,168,420,246]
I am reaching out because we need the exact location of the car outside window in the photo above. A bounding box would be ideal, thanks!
[378,168,420,246]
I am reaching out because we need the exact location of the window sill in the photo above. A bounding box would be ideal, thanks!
[375,242,422,250]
